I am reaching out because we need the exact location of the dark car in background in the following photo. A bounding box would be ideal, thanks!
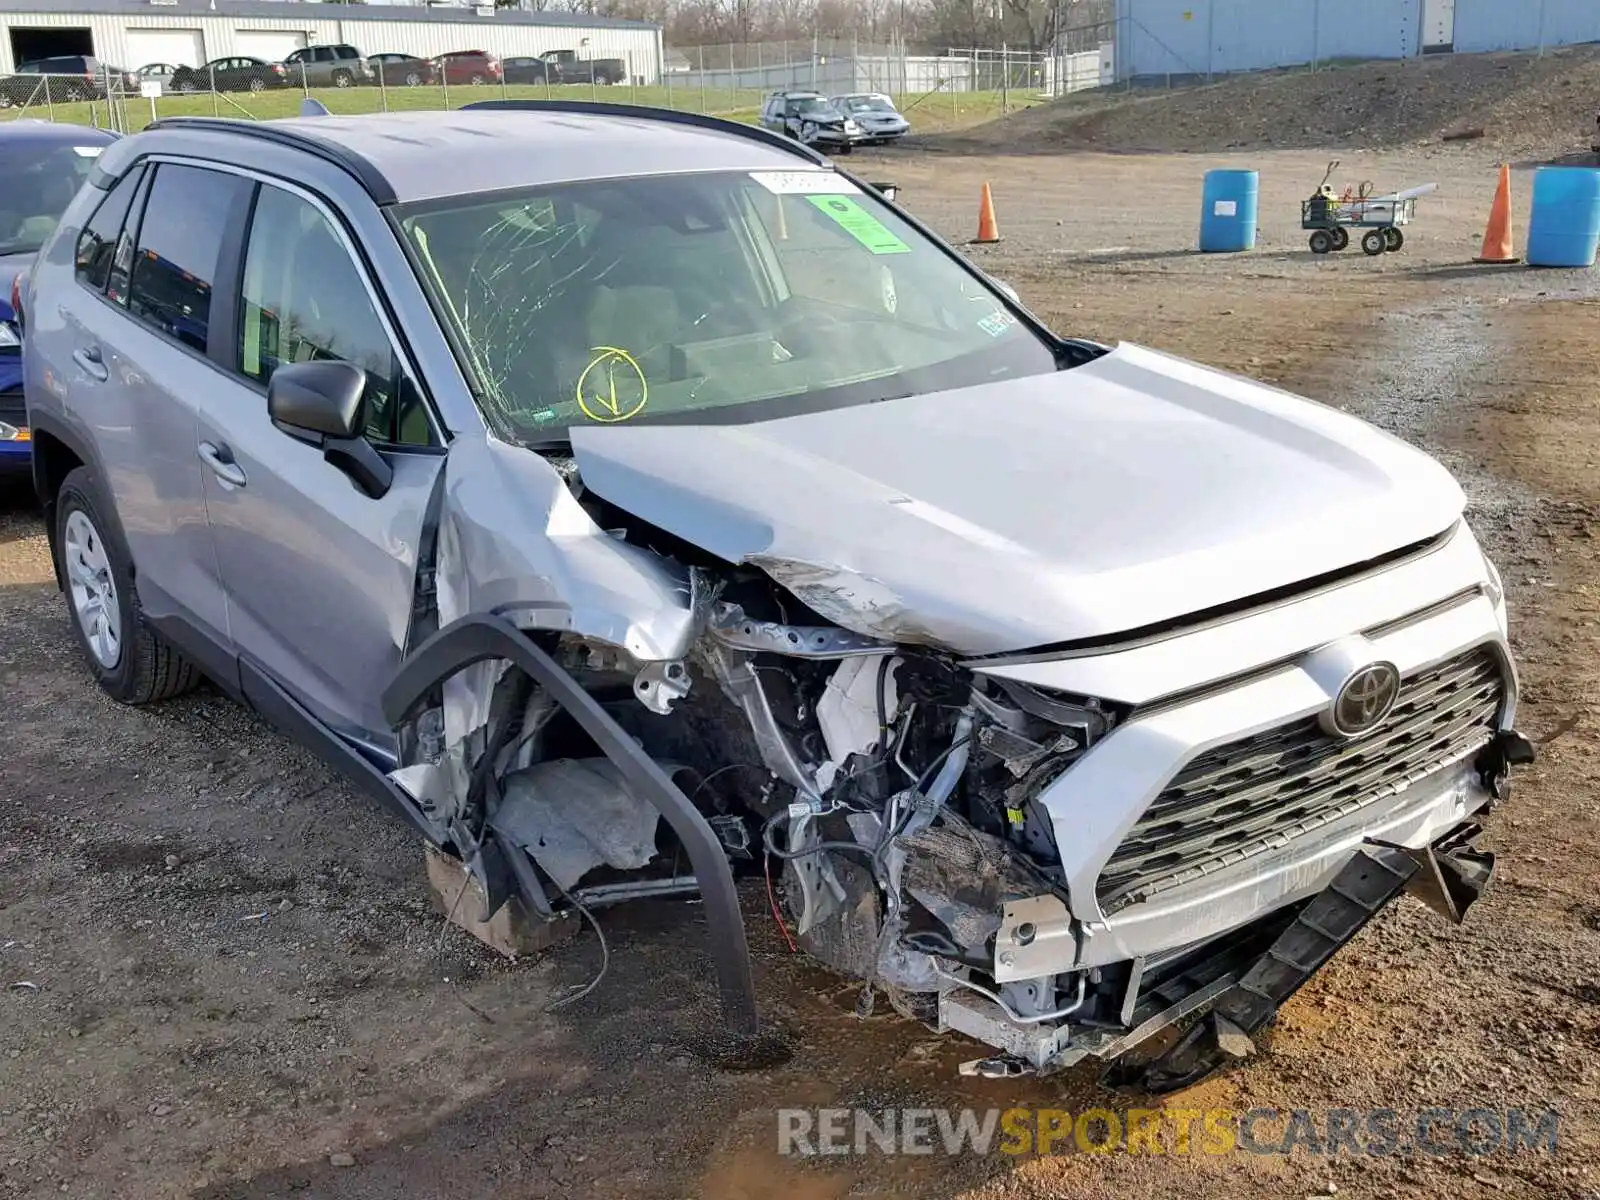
[758,90,862,152]
[1,56,138,107]
[501,56,550,85]
[0,120,119,468]
[283,44,371,89]
[367,52,436,87]
[170,56,289,94]
[538,49,627,84]
[431,50,502,86]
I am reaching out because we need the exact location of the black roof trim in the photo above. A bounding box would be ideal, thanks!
[458,99,828,165]
[142,116,396,204]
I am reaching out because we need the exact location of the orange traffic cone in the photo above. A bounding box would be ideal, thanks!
[1474,164,1520,264]
[971,183,1001,244]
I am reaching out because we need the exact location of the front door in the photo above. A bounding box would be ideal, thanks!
[196,179,443,748]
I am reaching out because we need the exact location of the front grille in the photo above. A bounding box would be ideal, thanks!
[0,388,22,427]
[1097,645,1505,913]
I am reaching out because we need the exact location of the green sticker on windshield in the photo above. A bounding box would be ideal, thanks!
[806,194,910,255]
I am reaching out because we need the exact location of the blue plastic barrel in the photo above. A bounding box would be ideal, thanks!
[1199,169,1259,253]
[1526,167,1600,268]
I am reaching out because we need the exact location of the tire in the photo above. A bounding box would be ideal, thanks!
[1308,230,1333,254]
[62,85,86,103]
[176,80,196,94]
[1330,227,1349,251]
[248,77,266,93]
[332,69,353,88]
[469,73,486,85]
[1362,229,1386,256]
[801,121,818,144]
[1383,227,1404,251]
[55,467,200,706]
[404,71,422,87]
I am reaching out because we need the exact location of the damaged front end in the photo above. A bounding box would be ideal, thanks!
[379,436,1531,1084]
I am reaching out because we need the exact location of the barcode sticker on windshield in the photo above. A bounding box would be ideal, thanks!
[750,171,860,195]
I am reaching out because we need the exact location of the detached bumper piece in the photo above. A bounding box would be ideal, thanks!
[1105,817,1501,1094]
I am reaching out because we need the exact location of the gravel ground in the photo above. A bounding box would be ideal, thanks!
[2,131,1599,1200]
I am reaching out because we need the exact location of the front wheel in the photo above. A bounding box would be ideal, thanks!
[404,71,422,87]
[1309,230,1333,254]
[55,468,200,705]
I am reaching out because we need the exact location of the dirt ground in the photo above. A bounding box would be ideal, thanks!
[3,128,1600,1200]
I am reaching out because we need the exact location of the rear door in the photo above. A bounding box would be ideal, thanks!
[196,178,444,748]
[51,160,254,681]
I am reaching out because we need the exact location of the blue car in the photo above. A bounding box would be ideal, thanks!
[0,120,119,469]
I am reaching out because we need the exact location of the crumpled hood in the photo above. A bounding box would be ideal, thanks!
[569,342,1465,655]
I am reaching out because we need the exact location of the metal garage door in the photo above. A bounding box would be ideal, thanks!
[234,30,307,62]
[124,28,205,69]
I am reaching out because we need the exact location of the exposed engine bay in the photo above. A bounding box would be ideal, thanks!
[387,454,1137,1067]
[384,437,1530,1085]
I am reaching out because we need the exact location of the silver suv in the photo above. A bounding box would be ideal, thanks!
[20,102,1531,1083]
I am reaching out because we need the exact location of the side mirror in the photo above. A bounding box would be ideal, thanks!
[267,360,364,438]
[266,360,392,499]
[869,181,900,203]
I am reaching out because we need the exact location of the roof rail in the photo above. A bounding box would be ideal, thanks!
[142,115,397,203]
[458,99,829,166]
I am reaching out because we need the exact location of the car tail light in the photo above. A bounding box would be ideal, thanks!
[273,63,286,75]
[11,272,26,336]
[489,60,502,75]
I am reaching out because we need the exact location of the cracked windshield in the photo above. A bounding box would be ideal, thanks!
[397,169,1056,437]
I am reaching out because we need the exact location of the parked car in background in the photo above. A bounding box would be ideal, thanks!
[135,63,184,89]
[0,120,118,469]
[830,92,911,143]
[759,91,861,152]
[431,50,502,86]
[367,52,436,87]
[538,49,626,85]
[170,57,289,94]
[282,44,371,89]
[501,56,550,85]
[2,56,138,106]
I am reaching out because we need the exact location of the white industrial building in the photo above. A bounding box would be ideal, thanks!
[0,0,664,82]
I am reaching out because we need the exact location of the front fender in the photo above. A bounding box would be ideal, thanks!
[382,612,761,1040]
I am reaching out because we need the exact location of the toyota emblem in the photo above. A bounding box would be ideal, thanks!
[1326,663,1402,738]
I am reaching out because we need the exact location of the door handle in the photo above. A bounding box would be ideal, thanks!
[198,441,247,489]
[72,346,108,381]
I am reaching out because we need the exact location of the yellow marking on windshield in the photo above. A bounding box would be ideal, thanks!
[576,345,648,423]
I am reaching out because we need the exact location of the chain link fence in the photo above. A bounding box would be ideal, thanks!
[0,38,1113,136]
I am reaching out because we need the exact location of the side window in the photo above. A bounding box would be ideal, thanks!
[335,46,359,60]
[238,185,429,447]
[74,164,145,294]
[126,164,249,353]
